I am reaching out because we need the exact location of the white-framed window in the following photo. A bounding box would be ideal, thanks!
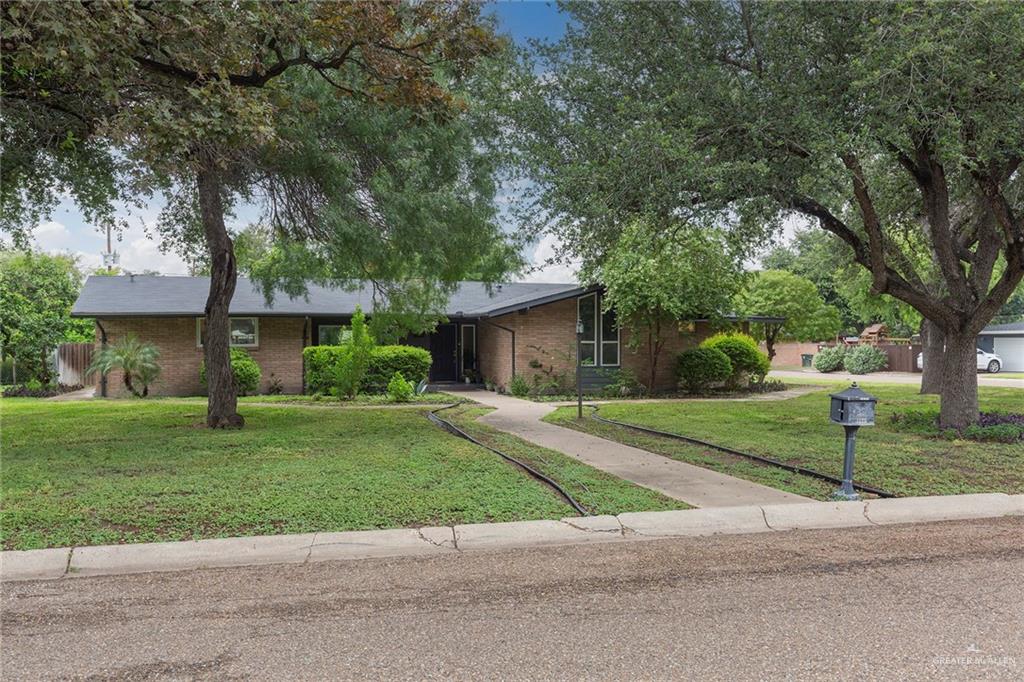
[196,317,259,348]
[577,293,598,365]
[600,305,619,366]
[318,325,354,346]
[577,292,619,367]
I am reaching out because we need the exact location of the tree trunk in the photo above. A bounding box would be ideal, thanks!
[764,324,778,361]
[938,329,978,430]
[919,318,944,394]
[197,164,244,429]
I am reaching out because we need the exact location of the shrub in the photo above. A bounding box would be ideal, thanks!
[699,332,769,385]
[813,346,846,373]
[676,347,733,393]
[88,335,161,397]
[601,368,646,397]
[303,343,433,395]
[200,348,261,396]
[386,371,415,402]
[508,373,530,397]
[303,345,347,393]
[2,383,61,398]
[843,345,888,374]
[333,307,375,398]
[364,345,432,392]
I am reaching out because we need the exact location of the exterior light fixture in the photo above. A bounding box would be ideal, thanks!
[828,382,878,501]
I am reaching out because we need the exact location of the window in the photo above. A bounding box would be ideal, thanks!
[577,294,597,365]
[577,293,619,367]
[319,325,341,345]
[600,306,619,366]
[196,317,259,348]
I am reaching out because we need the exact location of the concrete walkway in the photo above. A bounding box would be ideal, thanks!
[771,368,1024,389]
[465,390,811,507]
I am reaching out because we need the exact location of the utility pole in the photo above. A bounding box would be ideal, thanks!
[101,225,119,270]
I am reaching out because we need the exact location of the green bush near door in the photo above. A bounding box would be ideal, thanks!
[303,345,432,394]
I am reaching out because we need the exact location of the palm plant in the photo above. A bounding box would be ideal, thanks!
[87,336,161,397]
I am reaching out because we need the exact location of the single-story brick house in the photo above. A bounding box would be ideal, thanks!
[72,275,777,396]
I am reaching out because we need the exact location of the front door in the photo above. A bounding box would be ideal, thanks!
[430,324,458,381]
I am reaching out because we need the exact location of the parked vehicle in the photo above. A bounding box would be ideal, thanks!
[916,349,1003,373]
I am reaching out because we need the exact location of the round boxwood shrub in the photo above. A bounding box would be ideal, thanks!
[677,347,733,393]
[699,332,769,385]
[813,345,846,373]
[843,344,888,374]
[200,348,262,396]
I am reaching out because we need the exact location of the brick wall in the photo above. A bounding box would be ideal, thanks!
[621,321,711,392]
[475,297,713,393]
[94,316,305,397]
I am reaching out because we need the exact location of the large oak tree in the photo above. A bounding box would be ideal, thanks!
[501,1,1023,428]
[2,1,503,427]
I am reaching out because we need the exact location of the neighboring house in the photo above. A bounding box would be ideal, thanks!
[71,276,774,396]
[977,321,1024,372]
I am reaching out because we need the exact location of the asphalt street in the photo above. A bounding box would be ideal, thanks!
[3,517,1022,680]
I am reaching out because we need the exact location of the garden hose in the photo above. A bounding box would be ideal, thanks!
[587,405,897,499]
[428,402,591,516]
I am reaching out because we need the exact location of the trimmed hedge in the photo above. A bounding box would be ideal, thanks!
[303,344,432,394]
[699,332,770,385]
[677,347,733,392]
[364,345,432,393]
[200,348,262,396]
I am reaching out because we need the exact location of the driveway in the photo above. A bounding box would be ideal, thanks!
[3,517,1021,680]
[771,369,1024,389]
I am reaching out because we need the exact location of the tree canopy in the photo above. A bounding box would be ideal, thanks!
[0,250,94,384]
[2,1,509,427]
[597,219,743,390]
[735,270,842,359]
[501,0,1024,428]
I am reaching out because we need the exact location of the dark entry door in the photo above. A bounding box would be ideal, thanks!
[430,324,458,381]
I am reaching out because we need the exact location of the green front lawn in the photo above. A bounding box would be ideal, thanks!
[0,399,673,550]
[546,384,1024,499]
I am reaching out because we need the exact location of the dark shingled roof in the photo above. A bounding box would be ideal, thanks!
[71,275,587,319]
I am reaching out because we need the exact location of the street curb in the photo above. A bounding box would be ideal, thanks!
[2,494,1021,582]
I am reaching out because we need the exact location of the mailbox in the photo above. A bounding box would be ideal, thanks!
[829,383,877,426]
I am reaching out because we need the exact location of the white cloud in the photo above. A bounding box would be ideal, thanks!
[521,233,579,283]
[33,220,72,251]
[34,218,187,276]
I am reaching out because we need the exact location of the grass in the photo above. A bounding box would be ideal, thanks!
[0,398,677,550]
[546,383,1024,500]
[441,404,689,515]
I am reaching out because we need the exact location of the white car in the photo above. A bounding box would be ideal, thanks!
[916,348,1002,373]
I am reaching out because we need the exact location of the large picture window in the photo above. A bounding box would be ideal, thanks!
[577,293,619,367]
[196,317,259,348]
[317,325,352,346]
[577,294,598,365]
[600,306,619,366]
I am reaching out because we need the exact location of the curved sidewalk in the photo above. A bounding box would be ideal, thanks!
[466,390,811,508]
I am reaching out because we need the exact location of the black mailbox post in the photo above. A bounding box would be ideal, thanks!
[829,382,877,500]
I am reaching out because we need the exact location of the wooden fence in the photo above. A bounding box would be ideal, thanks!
[56,343,94,386]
